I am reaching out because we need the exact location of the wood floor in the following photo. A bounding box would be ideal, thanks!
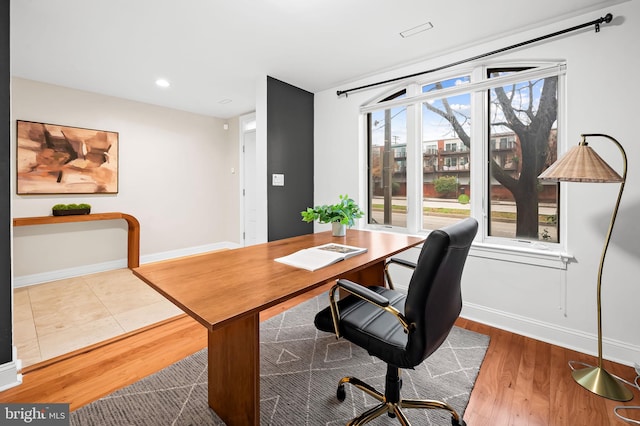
[1,284,638,425]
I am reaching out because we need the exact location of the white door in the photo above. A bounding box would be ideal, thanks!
[243,129,258,246]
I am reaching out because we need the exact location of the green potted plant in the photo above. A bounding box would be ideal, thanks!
[301,194,364,236]
[52,203,92,216]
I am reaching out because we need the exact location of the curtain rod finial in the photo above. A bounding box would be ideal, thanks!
[596,13,613,32]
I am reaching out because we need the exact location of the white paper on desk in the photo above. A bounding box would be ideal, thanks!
[275,243,367,271]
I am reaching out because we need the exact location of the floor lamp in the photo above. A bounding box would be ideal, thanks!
[538,133,633,401]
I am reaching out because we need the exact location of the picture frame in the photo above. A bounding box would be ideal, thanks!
[16,120,119,194]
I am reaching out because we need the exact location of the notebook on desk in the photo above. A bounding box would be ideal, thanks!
[275,243,367,271]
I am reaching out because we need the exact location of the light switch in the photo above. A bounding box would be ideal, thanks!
[272,173,285,186]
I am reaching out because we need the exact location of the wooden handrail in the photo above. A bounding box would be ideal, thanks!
[13,212,140,268]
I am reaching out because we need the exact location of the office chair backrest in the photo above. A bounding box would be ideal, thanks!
[404,217,478,366]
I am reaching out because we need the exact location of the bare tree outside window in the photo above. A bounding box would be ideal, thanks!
[422,70,558,241]
[488,70,558,241]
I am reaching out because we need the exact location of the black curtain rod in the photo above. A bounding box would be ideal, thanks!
[337,13,613,97]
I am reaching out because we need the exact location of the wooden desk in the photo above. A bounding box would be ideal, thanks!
[132,229,423,425]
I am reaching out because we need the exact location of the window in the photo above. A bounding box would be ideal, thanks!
[368,90,407,227]
[487,68,558,242]
[421,76,471,231]
[365,63,564,251]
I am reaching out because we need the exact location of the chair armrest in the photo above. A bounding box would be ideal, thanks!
[327,279,413,340]
[336,279,390,306]
[387,257,417,269]
[384,257,417,290]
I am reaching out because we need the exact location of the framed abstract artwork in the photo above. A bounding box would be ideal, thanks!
[16,120,119,194]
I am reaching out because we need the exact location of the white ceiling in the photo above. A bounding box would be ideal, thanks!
[10,0,623,118]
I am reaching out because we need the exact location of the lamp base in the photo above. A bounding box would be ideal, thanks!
[571,365,634,401]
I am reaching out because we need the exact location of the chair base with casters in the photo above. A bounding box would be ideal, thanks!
[314,217,478,426]
[336,364,466,426]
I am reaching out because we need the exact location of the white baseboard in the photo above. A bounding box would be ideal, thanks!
[13,259,128,288]
[0,347,23,392]
[139,242,241,265]
[13,241,242,288]
[462,302,640,368]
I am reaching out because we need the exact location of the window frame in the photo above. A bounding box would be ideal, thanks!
[362,62,571,269]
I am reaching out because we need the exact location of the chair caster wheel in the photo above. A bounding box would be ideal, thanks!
[336,384,346,402]
[452,418,466,426]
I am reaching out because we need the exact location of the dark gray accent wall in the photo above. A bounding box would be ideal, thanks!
[267,77,313,241]
[1,0,12,364]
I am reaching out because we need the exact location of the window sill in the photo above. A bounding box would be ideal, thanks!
[365,225,573,269]
[469,242,573,270]
[366,226,572,269]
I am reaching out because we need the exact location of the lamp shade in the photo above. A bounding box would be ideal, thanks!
[538,142,623,183]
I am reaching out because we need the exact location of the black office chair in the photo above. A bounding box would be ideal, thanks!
[314,217,478,426]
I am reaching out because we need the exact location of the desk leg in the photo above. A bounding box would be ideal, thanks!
[342,260,386,287]
[208,313,260,426]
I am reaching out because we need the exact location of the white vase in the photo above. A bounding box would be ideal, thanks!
[332,222,346,237]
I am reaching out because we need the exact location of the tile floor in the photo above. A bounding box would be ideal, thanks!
[13,268,183,368]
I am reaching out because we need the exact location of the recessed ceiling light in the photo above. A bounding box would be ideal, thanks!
[218,99,232,104]
[155,78,171,88]
[400,22,434,38]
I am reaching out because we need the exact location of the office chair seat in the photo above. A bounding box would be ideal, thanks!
[315,285,415,368]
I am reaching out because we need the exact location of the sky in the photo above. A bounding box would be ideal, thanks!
[370,76,471,146]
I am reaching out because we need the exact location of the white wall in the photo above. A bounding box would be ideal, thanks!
[315,2,640,366]
[12,78,241,284]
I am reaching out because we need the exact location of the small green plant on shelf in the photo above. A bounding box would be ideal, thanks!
[300,194,364,227]
[52,203,91,216]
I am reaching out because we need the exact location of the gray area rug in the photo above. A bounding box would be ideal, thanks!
[71,294,489,425]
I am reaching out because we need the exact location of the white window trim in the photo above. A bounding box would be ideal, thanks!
[360,63,566,114]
